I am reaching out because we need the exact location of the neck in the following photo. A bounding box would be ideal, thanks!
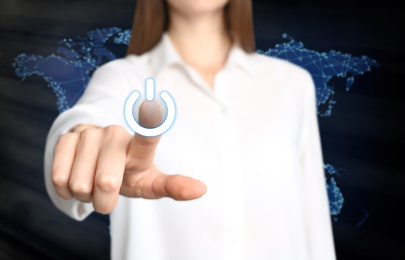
[167,7,232,89]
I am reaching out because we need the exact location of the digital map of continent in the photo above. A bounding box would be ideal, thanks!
[13,27,380,223]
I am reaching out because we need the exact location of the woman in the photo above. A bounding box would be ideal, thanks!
[44,0,336,259]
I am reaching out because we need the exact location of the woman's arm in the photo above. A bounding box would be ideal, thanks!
[44,61,206,221]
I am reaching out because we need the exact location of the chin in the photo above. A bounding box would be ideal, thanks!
[167,0,230,16]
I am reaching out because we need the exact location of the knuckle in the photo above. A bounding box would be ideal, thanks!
[51,171,69,188]
[69,180,92,195]
[123,174,140,191]
[55,133,77,150]
[59,132,76,142]
[80,128,98,143]
[104,125,125,140]
[96,174,120,192]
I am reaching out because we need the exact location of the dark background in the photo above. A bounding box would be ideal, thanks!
[0,0,404,259]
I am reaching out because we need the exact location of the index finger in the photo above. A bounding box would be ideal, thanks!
[127,134,161,162]
[127,99,163,166]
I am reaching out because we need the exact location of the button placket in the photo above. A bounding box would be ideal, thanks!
[214,73,245,260]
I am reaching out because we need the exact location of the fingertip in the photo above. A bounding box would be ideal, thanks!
[93,199,117,215]
[194,180,207,198]
[166,175,207,200]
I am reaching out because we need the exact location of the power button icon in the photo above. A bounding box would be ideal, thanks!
[124,78,176,137]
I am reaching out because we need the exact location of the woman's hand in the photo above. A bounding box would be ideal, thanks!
[50,123,207,214]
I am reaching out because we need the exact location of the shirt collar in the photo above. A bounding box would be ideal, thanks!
[149,32,184,75]
[223,42,257,76]
[149,32,257,77]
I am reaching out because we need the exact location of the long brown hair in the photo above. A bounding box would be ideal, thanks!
[126,0,255,56]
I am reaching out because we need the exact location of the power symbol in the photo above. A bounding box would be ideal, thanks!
[124,78,176,137]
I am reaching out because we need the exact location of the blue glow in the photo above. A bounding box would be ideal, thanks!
[326,177,344,216]
[145,78,155,101]
[114,29,131,45]
[324,163,341,177]
[123,88,176,137]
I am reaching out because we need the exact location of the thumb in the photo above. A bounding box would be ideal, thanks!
[152,173,207,200]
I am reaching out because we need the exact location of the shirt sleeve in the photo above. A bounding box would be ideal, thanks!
[44,61,132,221]
[299,72,336,259]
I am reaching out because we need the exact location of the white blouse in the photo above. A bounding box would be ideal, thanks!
[44,32,335,260]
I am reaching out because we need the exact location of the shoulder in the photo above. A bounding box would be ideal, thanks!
[89,53,151,87]
[249,52,312,83]
[246,52,314,97]
[94,54,148,75]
